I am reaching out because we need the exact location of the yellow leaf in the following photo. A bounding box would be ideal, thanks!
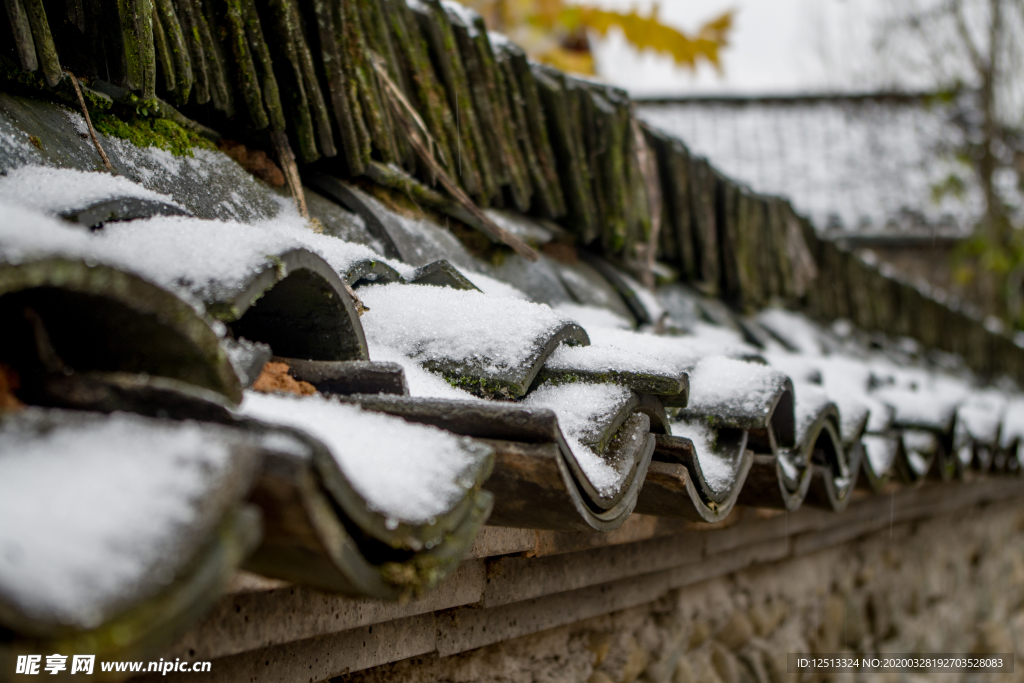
[574,6,733,69]
[537,46,596,75]
[454,0,733,73]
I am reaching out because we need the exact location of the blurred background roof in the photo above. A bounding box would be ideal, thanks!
[591,0,893,97]
[638,93,983,237]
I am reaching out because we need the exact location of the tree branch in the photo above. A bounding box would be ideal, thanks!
[952,0,987,72]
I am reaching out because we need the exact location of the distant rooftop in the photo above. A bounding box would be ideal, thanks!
[638,92,984,238]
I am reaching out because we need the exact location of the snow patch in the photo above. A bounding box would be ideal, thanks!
[522,382,633,496]
[240,392,487,524]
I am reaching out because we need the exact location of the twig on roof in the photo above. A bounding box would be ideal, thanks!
[370,54,540,262]
[270,131,309,220]
[66,71,114,174]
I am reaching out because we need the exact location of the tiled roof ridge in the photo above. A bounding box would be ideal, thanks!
[1,1,1020,378]
[3,4,1024,676]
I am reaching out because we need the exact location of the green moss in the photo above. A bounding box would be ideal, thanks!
[443,373,514,399]
[204,302,241,321]
[92,111,215,157]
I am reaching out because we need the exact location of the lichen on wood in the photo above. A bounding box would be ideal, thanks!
[220,0,270,129]
[261,0,318,160]
[384,0,458,183]
[239,0,284,130]
[154,0,193,102]
[493,40,566,219]
[198,0,235,115]
[348,0,401,165]
[459,12,531,212]
[22,0,61,86]
[4,0,39,72]
[152,7,177,92]
[304,0,365,171]
[172,0,211,103]
[409,0,491,203]
[533,65,597,243]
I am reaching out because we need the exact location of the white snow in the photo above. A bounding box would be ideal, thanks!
[614,269,666,325]
[240,392,488,524]
[460,270,531,300]
[687,321,762,358]
[861,434,898,476]
[483,208,557,243]
[757,308,826,356]
[522,382,634,496]
[358,283,574,373]
[97,216,300,301]
[670,419,736,494]
[584,328,705,370]
[0,413,237,629]
[544,332,686,379]
[816,356,891,434]
[873,386,959,431]
[0,168,407,304]
[861,395,894,433]
[369,345,481,401]
[830,393,870,444]
[553,303,634,331]
[0,165,183,216]
[1000,397,1024,448]
[902,429,938,455]
[97,209,406,301]
[685,356,788,419]
[956,391,1006,445]
[792,382,833,446]
[441,0,480,35]
[765,352,819,385]
[0,200,96,262]
[639,99,986,236]
[765,352,877,441]
[487,31,513,49]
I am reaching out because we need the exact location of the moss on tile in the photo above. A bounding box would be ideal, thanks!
[443,373,515,400]
[92,111,215,157]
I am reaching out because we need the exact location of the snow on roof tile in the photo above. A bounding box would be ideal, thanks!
[239,392,491,526]
[358,282,587,398]
[0,409,257,631]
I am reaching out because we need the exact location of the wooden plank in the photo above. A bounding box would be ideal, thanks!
[466,526,536,559]
[164,561,483,660]
[481,531,704,608]
[144,613,437,683]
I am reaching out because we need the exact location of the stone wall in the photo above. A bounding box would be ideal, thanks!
[340,498,1024,683]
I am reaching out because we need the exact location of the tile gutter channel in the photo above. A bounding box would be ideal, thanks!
[148,477,1024,682]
